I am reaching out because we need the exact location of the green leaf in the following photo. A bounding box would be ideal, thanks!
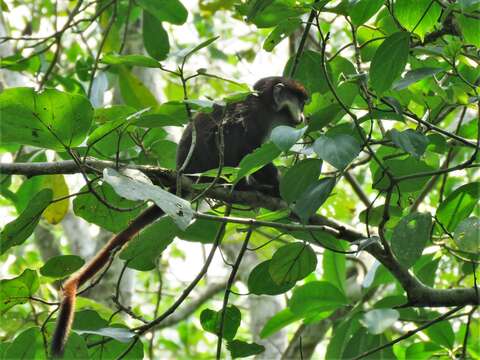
[306,83,359,131]
[200,306,241,340]
[391,212,432,268]
[393,67,444,90]
[176,218,222,244]
[389,129,429,159]
[118,67,158,109]
[0,189,53,255]
[226,340,265,358]
[454,217,480,254]
[263,18,302,52]
[137,0,188,24]
[259,308,302,338]
[280,159,322,204]
[370,32,410,94]
[313,134,362,170]
[359,205,402,226]
[270,125,307,152]
[323,249,346,294]
[175,36,219,61]
[100,54,160,68]
[269,242,317,285]
[0,88,93,150]
[436,182,480,232]
[143,11,169,61]
[326,314,361,359]
[284,50,332,95]
[371,156,434,192]
[395,0,442,40]
[293,177,336,223]
[234,142,281,183]
[40,255,85,278]
[424,319,454,349]
[61,333,89,359]
[456,13,480,47]
[349,0,384,25]
[245,0,307,27]
[133,101,189,127]
[120,216,177,271]
[289,281,348,316]
[248,260,295,295]
[361,309,399,334]
[5,327,44,360]
[73,183,144,233]
[103,168,193,230]
[0,269,39,314]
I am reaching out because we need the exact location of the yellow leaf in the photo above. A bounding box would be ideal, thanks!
[42,174,69,224]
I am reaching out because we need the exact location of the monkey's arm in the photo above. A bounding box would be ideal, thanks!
[51,205,164,357]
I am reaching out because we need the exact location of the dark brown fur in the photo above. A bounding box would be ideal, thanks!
[177,76,308,194]
[51,77,307,356]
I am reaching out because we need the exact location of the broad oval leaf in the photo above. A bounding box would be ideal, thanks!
[269,242,317,285]
[284,50,332,95]
[120,216,177,271]
[118,67,158,109]
[270,125,307,152]
[227,340,265,359]
[200,306,241,341]
[436,182,480,232]
[280,158,322,204]
[248,260,295,295]
[361,309,399,334]
[174,36,219,61]
[73,183,144,233]
[263,18,302,52]
[0,189,53,255]
[137,0,188,25]
[234,142,281,183]
[395,0,442,41]
[133,101,189,127]
[454,217,480,254]
[100,54,160,68]
[293,177,336,223]
[40,255,85,278]
[349,0,384,25]
[143,11,169,61]
[370,32,410,94]
[390,129,429,159]
[393,67,444,90]
[42,174,69,224]
[0,269,39,314]
[103,168,193,230]
[391,212,432,268]
[0,88,93,150]
[259,308,302,339]
[76,327,135,343]
[4,327,44,360]
[313,134,361,170]
[289,281,348,316]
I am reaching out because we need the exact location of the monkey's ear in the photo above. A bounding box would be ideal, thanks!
[273,83,285,111]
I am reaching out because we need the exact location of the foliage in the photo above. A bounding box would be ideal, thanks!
[0,0,479,359]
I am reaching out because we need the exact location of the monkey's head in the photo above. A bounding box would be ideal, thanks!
[253,76,309,126]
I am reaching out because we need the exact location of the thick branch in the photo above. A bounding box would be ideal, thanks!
[1,159,479,307]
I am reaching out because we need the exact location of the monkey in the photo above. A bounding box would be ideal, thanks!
[50,76,308,357]
[177,76,308,195]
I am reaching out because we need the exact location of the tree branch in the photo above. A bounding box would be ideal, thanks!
[2,159,479,307]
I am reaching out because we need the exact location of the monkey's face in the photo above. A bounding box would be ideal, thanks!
[272,83,306,125]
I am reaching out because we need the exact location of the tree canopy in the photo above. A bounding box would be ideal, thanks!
[0,0,479,359]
